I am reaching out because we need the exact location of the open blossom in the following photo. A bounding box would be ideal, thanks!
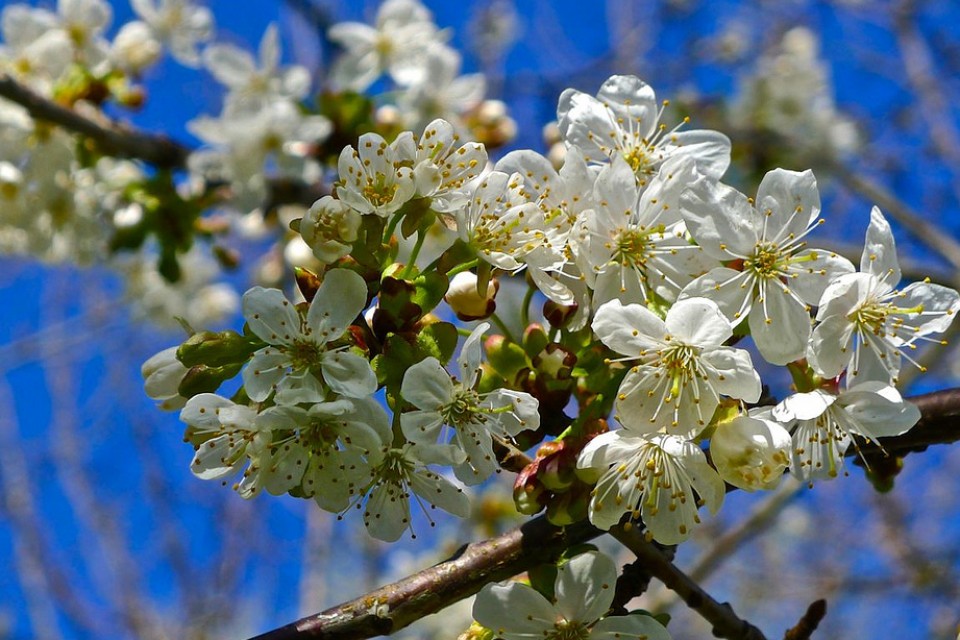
[455,170,546,272]
[336,131,416,217]
[582,155,715,308]
[328,0,442,91]
[180,394,274,498]
[578,431,725,544]
[593,298,761,439]
[360,442,470,541]
[773,381,921,483]
[412,118,487,213]
[474,551,673,640]
[679,168,853,365]
[240,268,376,402]
[259,397,391,511]
[558,74,730,180]
[810,207,960,384]
[400,323,540,484]
[203,23,311,116]
[131,0,213,66]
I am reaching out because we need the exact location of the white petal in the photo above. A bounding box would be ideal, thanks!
[242,348,290,402]
[861,206,900,283]
[307,268,368,342]
[592,300,665,356]
[703,348,761,403]
[680,176,757,259]
[321,350,377,398]
[774,390,835,422]
[678,268,754,323]
[458,322,489,385]
[755,168,820,242]
[408,468,470,517]
[473,583,557,639]
[242,287,300,345]
[748,286,810,365]
[401,357,454,409]
[591,615,674,640]
[665,298,731,346]
[180,393,232,432]
[555,551,616,623]
[364,482,410,542]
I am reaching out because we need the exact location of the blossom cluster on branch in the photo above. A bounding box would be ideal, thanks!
[2,1,959,637]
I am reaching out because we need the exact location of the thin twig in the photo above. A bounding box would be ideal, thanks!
[610,525,768,640]
[783,600,827,640]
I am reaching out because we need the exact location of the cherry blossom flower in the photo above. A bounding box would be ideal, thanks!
[810,207,960,384]
[400,323,540,484]
[360,442,470,541]
[558,74,730,180]
[474,551,673,640]
[412,118,487,213]
[131,0,213,67]
[582,155,715,308]
[679,168,853,365]
[336,131,417,217]
[299,195,361,264]
[773,381,921,483]
[592,298,761,439]
[241,268,376,402]
[578,431,725,544]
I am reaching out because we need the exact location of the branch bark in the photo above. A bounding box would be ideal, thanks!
[0,74,190,168]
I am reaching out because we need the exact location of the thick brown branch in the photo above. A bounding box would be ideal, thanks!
[0,74,190,168]
[250,518,600,640]
[611,526,768,640]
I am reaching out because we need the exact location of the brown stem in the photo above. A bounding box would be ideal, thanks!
[0,74,190,168]
[783,600,827,640]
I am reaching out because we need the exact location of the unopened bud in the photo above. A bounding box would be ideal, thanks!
[178,362,243,397]
[445,271,498,320]
[543,299,579,328]
[177,330,260,368]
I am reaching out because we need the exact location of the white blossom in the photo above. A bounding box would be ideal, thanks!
[299,195,362,264]
[141,346,189,411]
[709,412,791,491]
[131,0,213,66]
[679,168,853,365]
[592,298,761,439]
[557,74,730,180]
[773,381,921,483]
[810,207,960,384]
[400,323,540,484]
[336,131,417,217]
[578,431,725,543]
[241,268,376,402]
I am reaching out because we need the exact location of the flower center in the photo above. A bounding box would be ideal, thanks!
[363,179,399,207]
[441,387,484,428]
[289,339,324,370]
[549,619,591,640]
[744,242,784,279]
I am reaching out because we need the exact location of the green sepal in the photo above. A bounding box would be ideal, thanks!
[485,335,530,384]
[177,330,263,368]
[526,564,558,602]
[411,271,449,317]
[398,198,436,239]
[522,324,550,359]
[178,362,243,397]
[418,322,458,365]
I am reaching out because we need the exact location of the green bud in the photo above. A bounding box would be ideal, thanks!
[177,362,243,397]
[177,330,261,368]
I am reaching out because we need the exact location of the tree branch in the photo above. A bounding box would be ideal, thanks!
[245,386,960,640]
[0,74,190,168]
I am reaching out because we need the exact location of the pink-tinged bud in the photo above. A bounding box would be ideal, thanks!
[522,323,549,358]
[445,271,498,320]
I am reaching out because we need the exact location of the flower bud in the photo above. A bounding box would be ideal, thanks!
[710,415,791,491]
[300,196,362,264]
[543,299,578,329]
[445,271,498,321]
[141,346,188,411]
[177,330,260,368]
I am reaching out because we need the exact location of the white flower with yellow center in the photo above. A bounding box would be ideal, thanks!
[810,207,960,384]
[578,431,725,544]
[412,118,488,213]
[455,170,545,272]
[558,74,730,181]
[679,168,854,365]
[474,551,673,640]
[336,131,416,217]
[593,298,761,439]
[359,442,470,541]
[400,323,540,484]
[583,155,716,308]
[241,268,376,402]
[773,381,921,483]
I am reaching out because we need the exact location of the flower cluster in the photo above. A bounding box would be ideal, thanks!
[147,68,959,548]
